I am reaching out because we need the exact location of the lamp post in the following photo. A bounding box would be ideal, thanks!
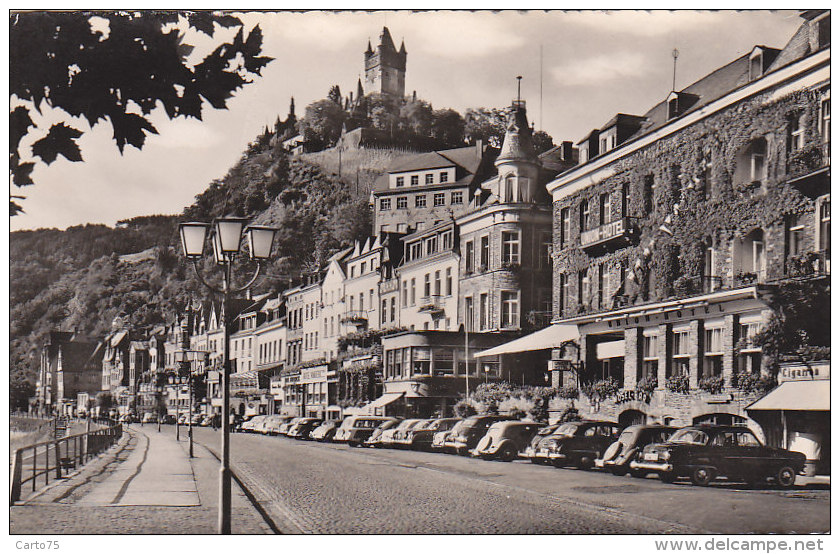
[175,350,208,459]
[179,218,278,535]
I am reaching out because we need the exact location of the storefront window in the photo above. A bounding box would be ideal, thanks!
[703,327,724,378]
[413,347,431,375]
[640,334,659,380]
[433,348,454,375]
[671,329,690,377]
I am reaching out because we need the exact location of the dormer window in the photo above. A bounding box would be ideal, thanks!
[749,50,763,81]
[411,175,419,186]
[396,176,404,187]
[816,13,830,49]
[668,96,679,119]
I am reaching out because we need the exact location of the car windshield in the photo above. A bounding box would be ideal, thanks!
[552,423,580,437]
[618,429,638,445]
[412,420,433,430]
[450,420,470,434]
[669,429,710,445]
[537,425,559,436]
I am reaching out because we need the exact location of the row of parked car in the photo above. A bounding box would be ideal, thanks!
[236,413,807,489]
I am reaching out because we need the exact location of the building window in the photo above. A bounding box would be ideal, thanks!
[434,193,446,207]
[360,261,367,274]
[390,297,396,322]
[599,192,611,225]
[380,198,391,210]
[641,334,659,381]
[501,292,519,328]
[402,280,408,307]
[441,231,453,250]
[434,270,441,296]
[480,235,490,269]
[465,241,474,273]
[425,173,434,185]
[738,320,762,375]
[445,267,452,296]
[578,271,589,311]
[425,236,438,255]
[820,91,830,146]
[749,51,763,81]
[560,207,570,248]
[415,195,427,208]
[440,171,449,183]
[817,196,830,255]
[597,263,605,309]
[702,246,718,293]
[643,175,654,215]
[786,216,805,259]
[396,196,408,209]
[580,199,591,231]
[621,183,628,218]
[559,273,569,316]
[410,278,416,305]
[502,231,520,264]
[408,241,422,261]
[789,114,806,152]
[411,175,419,186]
[479,293,488,330]
[465,297,474,332]
[539,233,553,269]
[703,327,724,379]
[671,329,690,378]
[396,176,404,187]
[424,273,431,298]
[817,14,830,48]
[450,191,463,204]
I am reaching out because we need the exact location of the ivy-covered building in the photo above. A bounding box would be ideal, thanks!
[538,11,829,466]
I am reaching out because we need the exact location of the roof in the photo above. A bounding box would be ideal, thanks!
[389,151,460,173]
[60,341,102,371]
[747,380,830,411]
[496,105,537,164]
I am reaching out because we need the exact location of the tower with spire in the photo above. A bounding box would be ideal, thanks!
[364,27,407,98]
[495,81,540,204]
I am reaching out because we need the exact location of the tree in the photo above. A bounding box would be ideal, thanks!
[9,11,273,215]
[366,93,402,134]
[464,107,508,148]
[400,98,433,136]
[95,391,114,412]
[431,108,466,147]
[327,84,343,105]
[10,373,35,412]
[298,99,348,148]
[532,130,556,155]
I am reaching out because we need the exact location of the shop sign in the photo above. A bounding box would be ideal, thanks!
[301,366,327,384]
[616,389,650,404]
[580,218,629,248]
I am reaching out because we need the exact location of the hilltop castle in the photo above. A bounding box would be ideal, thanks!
[364,26,407,98]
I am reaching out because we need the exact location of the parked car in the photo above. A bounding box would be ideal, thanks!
[287,418,323,439]
[262,415,295,435]
[190,414,204,425]
[431,424,458,451]
[629,425,806,487]
[596,425,677,476]
[334,416,398,447]
[278,417,305,436]
[177,413,189,425]
[379,419,426,448]
[199,414,215,427]
[473,421,545,462]
[529,420,622,469]
[524,423,560,463]
[398,418,461,450]
[443,415,516,455]
[364,419,403,447]
[310,420,341,442]
[141,412,158,424]
[240,415,266,433]
[161,414,177,425]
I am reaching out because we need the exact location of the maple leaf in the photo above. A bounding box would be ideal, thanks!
[30,123,84,165]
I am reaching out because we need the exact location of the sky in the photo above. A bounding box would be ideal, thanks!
[9,9,804,232]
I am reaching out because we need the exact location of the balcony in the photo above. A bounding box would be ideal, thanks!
[579,217,635,252]
[417,295,445,318]
[340,311,368,327]
[785,250,830,278]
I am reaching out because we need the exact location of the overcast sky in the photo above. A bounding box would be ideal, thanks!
[10,9,803,232]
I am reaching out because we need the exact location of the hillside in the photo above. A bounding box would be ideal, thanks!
[299,146,413,196]
[9,127,374,408]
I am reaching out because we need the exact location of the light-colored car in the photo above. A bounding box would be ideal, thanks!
[472,421,545,461]
[595,425,677,475]
[277,417,303,436]
[287,418,323,439]
[334,416,398,447]
[240,415,267,433]
[310,420,341,442]
[398,418,461,450]
[379,419,426,448]
[141,412,158,424]
[262,415,294,435]
[364,419,405,448]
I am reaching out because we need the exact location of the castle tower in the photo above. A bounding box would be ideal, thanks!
[495,96,540,204]
[364,27,406,98]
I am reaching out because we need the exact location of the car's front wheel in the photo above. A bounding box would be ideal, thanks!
[611,465,629,476]
[659,471,676,483]
[776,465,797,489]
[630,468,647,479]
[498,445,517,462]
[691,466,716,486]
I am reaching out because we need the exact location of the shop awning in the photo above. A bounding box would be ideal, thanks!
[364,392,405,414]
[474,324,579,358]
[747,380,830,411]
[596,340,625,360]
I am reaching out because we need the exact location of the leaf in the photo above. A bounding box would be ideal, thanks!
[10,196,26,216]
[110,112,159,152]
[10,106,34,151]
[10,156,36,187]
[30,123,83,164]
[187,12,216,36]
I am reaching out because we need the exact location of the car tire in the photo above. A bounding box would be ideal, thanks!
[659,471,676,483]
[691,466,715,486]
[630,468,647,479]
[577,456,595,470]
[529,457,541,464]
[611,465,629,477]
[552,458,566,468]
[498,445,517,462]
[776,466,797,489]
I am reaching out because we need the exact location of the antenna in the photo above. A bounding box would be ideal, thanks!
[539,44,544,130]
[672,48,680,91]
[516,75,522,103]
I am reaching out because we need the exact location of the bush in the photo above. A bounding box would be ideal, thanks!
[665,374,690,394]
[472,382,514,406]
[594,378,620,399]
[636,375,658,395]
[454,400,477,418]
[508,408,526,420]
[557,406,581,423]
[698,374,724,394]
[735,372,777,394]
[556,384,579,400]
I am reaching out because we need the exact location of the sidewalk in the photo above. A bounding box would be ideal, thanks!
[10,425,272,534]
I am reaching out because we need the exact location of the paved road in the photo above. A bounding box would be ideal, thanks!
[192,428,830,534]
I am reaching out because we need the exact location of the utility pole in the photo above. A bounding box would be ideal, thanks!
[672,48,680,91]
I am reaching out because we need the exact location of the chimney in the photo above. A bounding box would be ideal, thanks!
[475,139,483,154]
[561,141,574,162]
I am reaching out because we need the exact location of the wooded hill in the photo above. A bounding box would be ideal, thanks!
[9,127,373,408]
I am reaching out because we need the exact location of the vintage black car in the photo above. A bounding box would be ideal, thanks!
[596,425,677,476]
[629,425,806,487]
[397,418,461,450]
[443,415,516,455]
[529,420,622,469]
[472,421,545,461]
[524,423,560,463]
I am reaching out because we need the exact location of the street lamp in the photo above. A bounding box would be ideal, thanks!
[179,218,278,535]
[175,349,208,459]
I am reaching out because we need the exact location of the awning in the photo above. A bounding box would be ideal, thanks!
[364,392,405,414]
[474,324,579,358]
[596,340,625,360]
[747,380,830,411]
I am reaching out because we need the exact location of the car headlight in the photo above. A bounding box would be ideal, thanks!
[661,450,670,461]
